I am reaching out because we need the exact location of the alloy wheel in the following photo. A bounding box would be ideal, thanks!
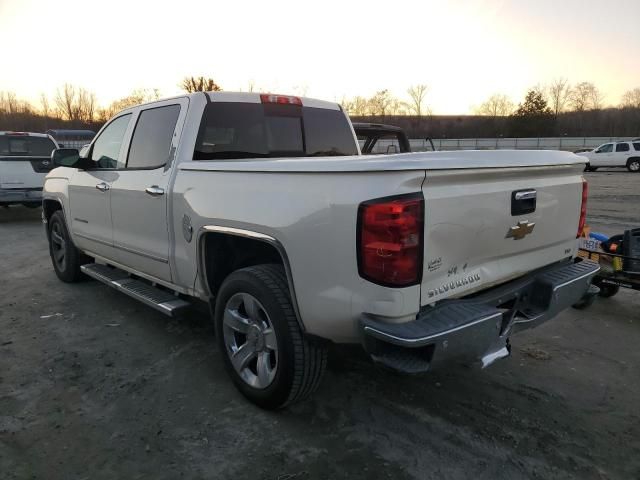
[222,292,278,389]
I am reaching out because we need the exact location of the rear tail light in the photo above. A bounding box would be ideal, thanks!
[357,193,424,287]
[577,177,588,238]
[260,94,302,106]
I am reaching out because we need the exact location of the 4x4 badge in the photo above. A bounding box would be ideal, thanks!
[506,220,535,240]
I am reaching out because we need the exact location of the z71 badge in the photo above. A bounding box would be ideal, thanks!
[427,273,481,298]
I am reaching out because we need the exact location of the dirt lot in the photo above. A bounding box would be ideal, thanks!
[1,170,639,480]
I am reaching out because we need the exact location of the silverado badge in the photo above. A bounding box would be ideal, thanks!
[506,220,535,240]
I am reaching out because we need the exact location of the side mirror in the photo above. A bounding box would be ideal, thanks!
[51,148,95,169]
[51,148,80,167]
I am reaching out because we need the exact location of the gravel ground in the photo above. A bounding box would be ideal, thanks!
[1,170,639,480]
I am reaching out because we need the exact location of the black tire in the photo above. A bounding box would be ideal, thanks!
[598,284,620,298]
[214,264,327,409]
[47,210,89,282]
[584,164,592,172]
[627,158,640,173]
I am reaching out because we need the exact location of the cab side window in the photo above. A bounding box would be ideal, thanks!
[615,143,630,152]
[90,114,132,168]
[596,144,612,153]
[126,105,181,169]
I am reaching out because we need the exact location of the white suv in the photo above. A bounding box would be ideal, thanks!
[578,141,640,172]
[0,132,58,207]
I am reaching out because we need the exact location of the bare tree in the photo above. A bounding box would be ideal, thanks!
[474,93,515,117]
[407,84,429,116]
[388,98,409,116]
[621,87,640,109]
[368,90,394,116]
[569,82,603,111]
[342,96,369,116]
[589,85,604,111]
[54,84,98,122]
[39,93,51,117]
[55,83,76,120]
[0,91,20,114]
[99,88,162,121]
[547,77,571,117]
[180,76,222,93]
[78,89,96,122]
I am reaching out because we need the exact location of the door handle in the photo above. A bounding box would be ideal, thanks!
[145,185,165,196]
[96,182,110,192]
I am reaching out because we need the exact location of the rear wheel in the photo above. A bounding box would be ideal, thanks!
[47,210,89,282]
[593,278,620,298]
[598,284,620,298]
[627,158,640,172]
[214,264,327,409]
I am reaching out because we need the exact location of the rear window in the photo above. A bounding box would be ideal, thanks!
[616,143,630,152]
[0,135,56,156]
[633,142,640,151]
[194,102,357,160]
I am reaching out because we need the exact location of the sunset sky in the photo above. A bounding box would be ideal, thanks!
[1,0,639,114]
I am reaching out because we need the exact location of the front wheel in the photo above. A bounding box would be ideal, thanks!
[627,158,640,172]
[47,210,89,282]
[214,264,327,409]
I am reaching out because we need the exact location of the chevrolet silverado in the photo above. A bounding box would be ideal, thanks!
[42,92,599,408]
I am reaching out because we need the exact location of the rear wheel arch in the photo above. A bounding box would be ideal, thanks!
[626,157,640,172]
[198,227,305,331]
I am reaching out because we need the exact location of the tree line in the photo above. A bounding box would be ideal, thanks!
[0,76,217,132]
[1,76,638,138]
[345,80,640,138]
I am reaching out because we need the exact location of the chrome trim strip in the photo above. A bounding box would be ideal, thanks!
[74,232,112,247]
[113,242,169,264]
[197,225,306,332]
[74,232,168,263]
[363,312,503,346]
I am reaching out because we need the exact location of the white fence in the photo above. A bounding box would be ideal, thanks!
[367,137,624,153]
[410,137,618,152]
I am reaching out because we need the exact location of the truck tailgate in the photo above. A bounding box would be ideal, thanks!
[0,157,50,189]
[421,164,584,305]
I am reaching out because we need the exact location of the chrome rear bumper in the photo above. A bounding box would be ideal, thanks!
[360,259,600,373]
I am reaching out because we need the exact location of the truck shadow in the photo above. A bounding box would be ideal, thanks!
[0,205,42,225]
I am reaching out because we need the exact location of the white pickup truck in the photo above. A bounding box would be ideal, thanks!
[1,131,58,207]
[43,92,599,408]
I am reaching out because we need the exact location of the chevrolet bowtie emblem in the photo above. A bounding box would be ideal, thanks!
[506,220,535,240]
